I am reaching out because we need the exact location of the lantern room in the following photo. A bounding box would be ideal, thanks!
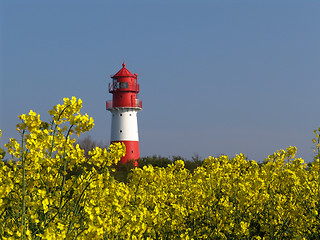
[107,62,142,109]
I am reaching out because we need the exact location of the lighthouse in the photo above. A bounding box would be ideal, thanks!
[106,62,142,166]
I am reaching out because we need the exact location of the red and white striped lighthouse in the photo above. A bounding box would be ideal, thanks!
[106,62,142,166]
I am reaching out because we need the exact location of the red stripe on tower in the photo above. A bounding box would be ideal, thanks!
[106,62,142,167]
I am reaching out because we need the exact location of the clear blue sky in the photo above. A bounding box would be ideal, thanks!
[1,0,319,162]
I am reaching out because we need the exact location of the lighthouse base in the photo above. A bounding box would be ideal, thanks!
[111,140,139,167]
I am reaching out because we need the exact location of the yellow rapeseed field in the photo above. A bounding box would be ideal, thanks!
[0,97,319,239]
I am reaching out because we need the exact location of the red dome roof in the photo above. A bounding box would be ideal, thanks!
[112,62,136,78]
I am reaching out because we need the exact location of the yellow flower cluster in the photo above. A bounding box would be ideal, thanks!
[0,97,125,239]
[313,127,320,161]
[0,97,319,239]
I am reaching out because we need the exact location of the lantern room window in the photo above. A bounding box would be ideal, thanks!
[119,82,128,89]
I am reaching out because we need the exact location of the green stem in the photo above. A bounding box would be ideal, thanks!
[21,130,26,240]
[58,124,74,217]
[58,152,67,217]
[49,104,70,158]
